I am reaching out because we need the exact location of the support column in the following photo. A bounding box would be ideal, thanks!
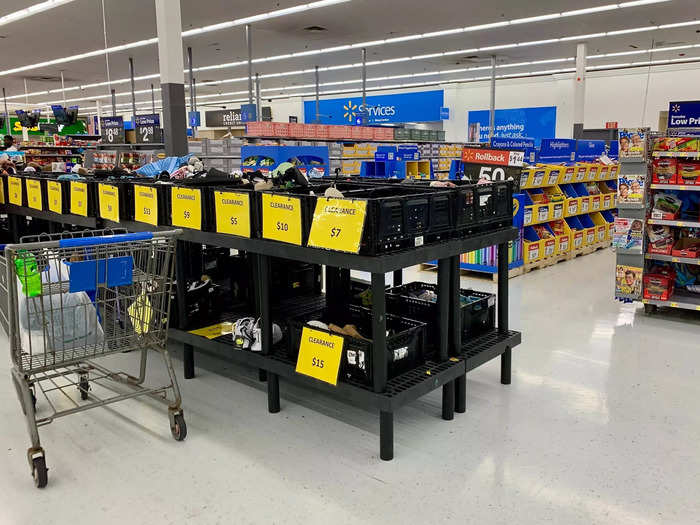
[498,242,511,385]
[187,47,196,136]
[154,0,187,156]
[129,57,137,121]
[2,88,9,135]
[361,48,367,124]
[489,55,496,144]
[315,65,320,123]
[255,73,261,121]
[111,88,117,116]
[246,24,253,104]
[96,99,102,134]
[573,42,587,139]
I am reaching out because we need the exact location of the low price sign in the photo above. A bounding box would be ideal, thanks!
[461,146,524,188]
[100,116,125,144]
[134,114,161,143]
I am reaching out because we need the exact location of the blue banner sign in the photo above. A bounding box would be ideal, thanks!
[240,104,257,123]
[539,138,576,163]
[575,140,607,161]
[440,107,450,120]
[304,90,444,124]
[468,106,556,146]
[668,100,700,129]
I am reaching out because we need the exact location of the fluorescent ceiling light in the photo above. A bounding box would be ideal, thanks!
[0,0,351,77]
[561,5,619,16]
[0,0,76,27]
[0,0,674,80]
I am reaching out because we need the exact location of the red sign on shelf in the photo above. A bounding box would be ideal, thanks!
[462,147,524,167]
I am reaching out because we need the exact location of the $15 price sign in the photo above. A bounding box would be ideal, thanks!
[295,326,344,385]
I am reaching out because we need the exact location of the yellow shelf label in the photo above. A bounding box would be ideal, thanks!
[676,222,684,226]
[171,187,202,230]
[261,193,302,245]
[47,181,62,213]
[8,176,22,206]
[670,302,679,308]
[70,181,88,216]
[134,185,158,226]
[295,326,344,386]
[307,197,367,253]
[26,179,42,210]
[214,190,251,237]
[188,322,233,339]
[99,183,120,222]
[672,257,679,262]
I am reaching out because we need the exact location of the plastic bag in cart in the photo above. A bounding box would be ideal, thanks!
[17,258,104,353]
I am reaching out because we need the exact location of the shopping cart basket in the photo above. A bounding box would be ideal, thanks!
[0,228,185,488]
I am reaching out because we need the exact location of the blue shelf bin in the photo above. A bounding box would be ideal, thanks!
[282,146,330,179]
[241,145,280,175]
[448,160,464,180]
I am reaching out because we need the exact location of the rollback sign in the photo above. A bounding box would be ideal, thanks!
[461,146,523,190]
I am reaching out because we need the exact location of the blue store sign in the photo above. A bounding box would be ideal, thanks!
[668,100,700,129]
[468,106,556,146]
[304,90,444,124]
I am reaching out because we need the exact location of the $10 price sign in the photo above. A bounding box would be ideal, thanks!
[295,326,344,386]
[261,193,303,245]
[307,197,367,253]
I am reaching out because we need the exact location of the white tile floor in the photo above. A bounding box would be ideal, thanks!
[2,248,700,525]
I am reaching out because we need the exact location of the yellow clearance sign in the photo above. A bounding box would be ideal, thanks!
[171,187,202,230]
[261,193,302,245]
[70,181,88,216]
[134,185,158,226]
[26,179,42,210]
[214,190,251,237]
[47,181,62,213]
[295,326,344,386]
[8,176,22,206]
[307,197,367,253]
[99,183,120,222]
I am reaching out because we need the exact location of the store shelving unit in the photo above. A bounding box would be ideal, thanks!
[1,186,521,461]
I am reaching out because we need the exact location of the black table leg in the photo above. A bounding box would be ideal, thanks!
[175,239,195,379]
[268,373,280,413]
[497,241,511,385]
[183,345,195,379]
[380,411,393,461]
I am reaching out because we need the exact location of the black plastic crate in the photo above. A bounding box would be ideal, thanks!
[129,181,171,226]
[204,183,258,236]
[386,281,495,350]
[66,178,96,217]
[288,304,426,386]
[474,181,513,229]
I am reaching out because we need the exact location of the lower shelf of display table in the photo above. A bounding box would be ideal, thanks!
[168,327,521,411]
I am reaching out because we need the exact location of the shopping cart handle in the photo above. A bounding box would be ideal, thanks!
[58,232,154,248]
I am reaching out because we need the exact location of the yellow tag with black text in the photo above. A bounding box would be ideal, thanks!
[99,183,120,222]
[134,185,158,226]
[70,181,88,216]
[261,193,302,245]
[307,197,367,253]
[47,181,62,213]
[214,191,251,237]
[26,179,42,210]
[171,187,201,230]
[295,326,344,386]
[8,176,22,206]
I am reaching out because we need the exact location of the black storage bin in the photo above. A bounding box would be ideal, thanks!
[288,304,426,386]
[66,178,96,217]
[129,181,171,226]
[204,183,258,236]
[386,281,495,350]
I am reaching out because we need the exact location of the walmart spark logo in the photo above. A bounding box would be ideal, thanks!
[672,104,681,112]
[343,100,358,122]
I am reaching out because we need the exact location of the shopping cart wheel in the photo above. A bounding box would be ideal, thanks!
[170,413,187,441]
[78,375,90,401]
[32,456,48,489]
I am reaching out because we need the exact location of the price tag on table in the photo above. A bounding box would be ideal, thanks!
[26,179,42,210]
[171,187,202,230]
[134,185,158,225]
[261,193,302,245]
[70,181,88,216]
[8,176,22,206]
[98,183,120,222]
[214,190,251,237]
[307,197,367,253]
[47,181,62,213]
[295,326,344,386]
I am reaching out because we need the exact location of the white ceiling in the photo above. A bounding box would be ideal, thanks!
[1,0,699,112]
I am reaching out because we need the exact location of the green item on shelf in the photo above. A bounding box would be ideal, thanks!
[14,250,42,297]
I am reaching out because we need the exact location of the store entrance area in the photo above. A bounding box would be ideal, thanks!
[1,250,696,524]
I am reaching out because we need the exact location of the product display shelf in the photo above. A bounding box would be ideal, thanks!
[649,184,700,191]
[651,151,700,159]
[1,200,520,461]
[92,143,165,148]
[645,253,700,266]
[3,203,97,233]
[647,218,700,228]
[642,289,700,310]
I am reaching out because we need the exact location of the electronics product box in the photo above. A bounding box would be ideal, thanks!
[676,161,700,185]
[671,237,700,258]
[652,158,677,184]
[643,273,674,301]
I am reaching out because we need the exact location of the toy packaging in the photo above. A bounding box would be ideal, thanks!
[652,158,677,184]
[616,264,643,297]
[613,218,643,252]
[618,128,647,158]
[618,174,645,203]
[643,263,675,301]
[647,224,674,255]
[651,192,682,220]
[671,238,700,258]
[676,161,700,185]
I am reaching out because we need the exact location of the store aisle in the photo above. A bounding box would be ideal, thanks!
[1,249,698,525]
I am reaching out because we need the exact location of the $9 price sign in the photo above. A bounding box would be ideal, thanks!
[307,197,367,253]
[295,327,344,385]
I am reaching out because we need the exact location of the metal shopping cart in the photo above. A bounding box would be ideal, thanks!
[0,228,186,488]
